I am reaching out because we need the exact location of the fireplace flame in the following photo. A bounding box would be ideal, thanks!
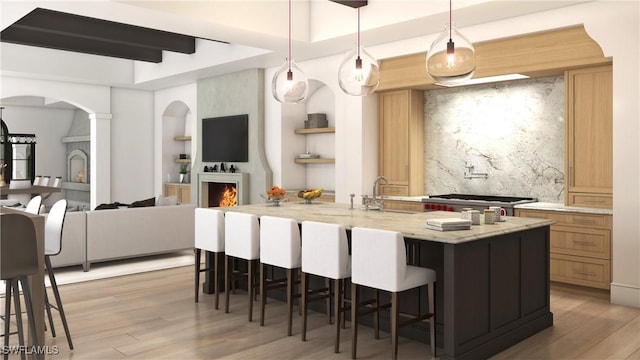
[219,185,237,207]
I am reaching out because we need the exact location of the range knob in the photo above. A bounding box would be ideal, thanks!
[447,207,455,212]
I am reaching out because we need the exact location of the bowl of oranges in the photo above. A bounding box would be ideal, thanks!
[266,185,287,206]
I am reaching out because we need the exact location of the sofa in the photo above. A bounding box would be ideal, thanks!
[49,203,196,271]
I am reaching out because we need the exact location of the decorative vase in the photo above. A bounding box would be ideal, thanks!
[179,174,185,183]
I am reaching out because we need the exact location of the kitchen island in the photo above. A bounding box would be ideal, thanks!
[216,202,554,360]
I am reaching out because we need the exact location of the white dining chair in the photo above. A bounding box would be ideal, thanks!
[259,215,301,336]
[301,220,351,353]
[25,195,42,214]
[194,208,225,307]
[224,211,260,321]
[350,227,436,360]
[44,199,74,350]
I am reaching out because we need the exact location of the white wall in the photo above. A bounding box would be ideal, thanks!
[109,88,155,203]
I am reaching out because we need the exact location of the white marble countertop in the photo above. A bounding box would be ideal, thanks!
[224,202,553,245]
[514,202,613,215]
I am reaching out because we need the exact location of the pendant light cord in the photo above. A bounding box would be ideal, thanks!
[449,0,452,40]
[357,6,361,59]
[288,0,292,70]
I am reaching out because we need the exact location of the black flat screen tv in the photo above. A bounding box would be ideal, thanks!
[202,115,249,162]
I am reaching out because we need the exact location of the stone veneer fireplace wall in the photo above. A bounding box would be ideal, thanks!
[195,69,272,206]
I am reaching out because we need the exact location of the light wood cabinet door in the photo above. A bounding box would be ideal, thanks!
[164,183,191,204]
[378,89,424,196]
[565,65,612,208]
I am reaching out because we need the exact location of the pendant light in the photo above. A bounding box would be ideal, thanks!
[426,0,475,86]
[338,3,379,96]
[272,0,309,103]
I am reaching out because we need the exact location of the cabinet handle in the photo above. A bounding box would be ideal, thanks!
[573,240,596,246]
[573,219,596,225]
[575,271,597,277]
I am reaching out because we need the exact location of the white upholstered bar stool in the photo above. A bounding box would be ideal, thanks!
[258,215,302,336]
[25,195,42,215]
[224,211,260,321]
[7,179,32,208]
[33,175,42,186]
[1,213,39,360]
[301,220,351,353]
[44,199,73,349]
[350,227,436,360]
[194,208,225,307]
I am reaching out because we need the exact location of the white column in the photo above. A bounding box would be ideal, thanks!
[89,113,112,209]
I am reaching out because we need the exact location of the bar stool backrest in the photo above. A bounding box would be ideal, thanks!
[195,208,225,252]
[224,211,259,260]
[259,215,301,269]
[25,195,42,214]
[45,199,67,256]
[301,220,350,279]
[351,227,407,293]
[1,213,39,280]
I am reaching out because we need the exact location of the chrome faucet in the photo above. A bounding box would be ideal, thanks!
[372,176,389,202]
[362,176,389,211]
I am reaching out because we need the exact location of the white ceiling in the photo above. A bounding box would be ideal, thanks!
[0,0,592,93]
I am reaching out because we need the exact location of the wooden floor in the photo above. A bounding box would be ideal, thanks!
[3,265,640,359]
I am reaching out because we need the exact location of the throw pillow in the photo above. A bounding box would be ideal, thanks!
[157,195,178,206]
[94,203,119,210]
[128,197,156,208]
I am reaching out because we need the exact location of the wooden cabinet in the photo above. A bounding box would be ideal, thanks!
[565,65,612,208]
[165,183,191,204]
[383,200,423,212]
[516,208,612,289]
[378,89,424,196]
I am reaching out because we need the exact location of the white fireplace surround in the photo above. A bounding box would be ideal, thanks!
[198,172,248,207]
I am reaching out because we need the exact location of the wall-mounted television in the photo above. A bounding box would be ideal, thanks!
[202,115,249,162]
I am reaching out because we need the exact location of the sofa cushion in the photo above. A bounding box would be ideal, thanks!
[128,197,156,208]
[156,195,178,206]
[94,203,119,210]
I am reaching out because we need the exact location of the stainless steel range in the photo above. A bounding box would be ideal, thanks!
[421,194,538,216]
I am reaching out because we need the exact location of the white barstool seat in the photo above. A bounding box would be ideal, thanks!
[224,211,260,321]
[39,176,51,187]
[259,215,301,336]
[33,175,42,186]
[350,227,436,360]
[194,208,225,307]
[7,179,32,207]
[51,176,62,188]
[301,220,351,353]
[44,199,74,350]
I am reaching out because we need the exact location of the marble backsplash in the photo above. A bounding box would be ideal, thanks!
[424,76,565,202]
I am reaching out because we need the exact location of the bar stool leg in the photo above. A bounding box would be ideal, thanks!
[351,283,360,359]
[391,292,399,360]
[224,255,232,313]
[374,289,380,340]
[259,262,267,326]
[44,286,55,336]
[4,281,13,357]
[286,268,294,336]
[45,256,74,349]
[301,272,309,342]
[19,277,37,358]
[194,248,201,303]
[334,278,343,353]
[248,259,256,322]
[429,282,436,357]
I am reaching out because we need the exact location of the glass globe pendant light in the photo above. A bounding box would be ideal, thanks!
[272,0,309,103]
[338,5,379,96]
[426,0,475,86]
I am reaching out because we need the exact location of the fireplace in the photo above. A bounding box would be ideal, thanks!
[208,182,237,207]
[198,172,248,208]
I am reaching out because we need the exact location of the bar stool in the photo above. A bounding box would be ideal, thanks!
[194,208,225,307]
[301,220,351,353]
[25,195,42,215]
[258,215,301,336]
[350,227,436,360]
[224,211,260,321]
[44,199,74,349]
[1,213,39,360]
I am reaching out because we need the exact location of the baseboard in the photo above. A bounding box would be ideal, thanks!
[610,282,640,308]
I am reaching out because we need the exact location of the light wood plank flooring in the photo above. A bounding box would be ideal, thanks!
[4,265,640,359]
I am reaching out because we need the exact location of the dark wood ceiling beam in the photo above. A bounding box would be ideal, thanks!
[1,26,163,63]
[14,8,195,54]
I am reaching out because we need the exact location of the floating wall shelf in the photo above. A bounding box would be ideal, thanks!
[174,136,192,141]
[295,158,335,164]
[294,127,335,135]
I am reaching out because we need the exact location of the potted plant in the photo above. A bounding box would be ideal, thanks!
[179,163,190,183]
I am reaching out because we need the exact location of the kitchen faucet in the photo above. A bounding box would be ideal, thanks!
[363,176,389,211]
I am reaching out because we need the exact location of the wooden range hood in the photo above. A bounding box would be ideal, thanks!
[377,25,611,91]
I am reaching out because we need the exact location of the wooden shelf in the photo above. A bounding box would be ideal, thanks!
[294,127,335,135]
[175,158,191,163]
[295,158,335,164]
[174,136,192,141]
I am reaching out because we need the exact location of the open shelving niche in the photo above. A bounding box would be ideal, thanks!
[173,135,192,163]
[294,127,335,164]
